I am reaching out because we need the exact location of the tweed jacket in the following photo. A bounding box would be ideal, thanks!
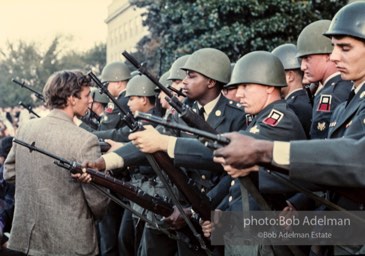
[4,109,109,256]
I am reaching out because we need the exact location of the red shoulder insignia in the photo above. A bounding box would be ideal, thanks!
[105,102,114,113]
[317,94,332,112]
[263,109,284,127]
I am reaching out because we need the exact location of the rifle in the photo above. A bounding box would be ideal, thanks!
[18,101,40,118]
[135,112,365,207]
[12,79,45,102]
[122,51,216,134]
[122,51,276,217]
[13,138,174,217]
[88,72,211,254]
[14,138,212,251]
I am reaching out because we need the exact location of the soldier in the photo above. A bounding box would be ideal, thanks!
[157,71,172,113]
[4,70,109,255]
[78,87,109,132]
[96,61,132,132]
[214,2,365,255]
[272,43,312,137]
[195,51,306,256]
[87,48,246,256]
[296,20,352,139]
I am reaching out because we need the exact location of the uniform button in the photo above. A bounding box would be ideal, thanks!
[201,188,205,193]
[231,180,235,186]
[228,196,233,202]
[201,175,206,180]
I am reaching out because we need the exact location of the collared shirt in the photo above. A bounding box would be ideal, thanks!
[196,94,221,121]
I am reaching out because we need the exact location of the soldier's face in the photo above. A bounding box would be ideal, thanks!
[72,86,92,117]
[331,36,365,87]
[236,84,270,115]
[127,96,144,114]
[107,81,125,97]
[300,54,329,83]
[182,71,211,101]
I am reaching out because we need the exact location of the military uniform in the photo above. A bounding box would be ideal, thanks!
[286,88,312,138]
[310,74,352,139]
[217,100,307,211]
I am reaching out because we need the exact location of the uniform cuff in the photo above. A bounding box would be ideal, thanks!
[102,152,124,170]
[167,136,177,158]
[272,141,290,166]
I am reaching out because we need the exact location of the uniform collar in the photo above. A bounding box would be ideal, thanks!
[197,94,221,120]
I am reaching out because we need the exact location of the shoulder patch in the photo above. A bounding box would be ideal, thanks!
[105,102,114,113]
[317,94,332,112]
[263,109,284,127]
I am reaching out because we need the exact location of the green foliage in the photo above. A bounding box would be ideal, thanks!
[0,38,106,108]
[130,0,347,73]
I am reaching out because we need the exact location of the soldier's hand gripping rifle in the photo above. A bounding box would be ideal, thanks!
[135,112,365,212]
[88,71,212,254]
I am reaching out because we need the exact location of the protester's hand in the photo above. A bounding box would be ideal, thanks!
[71,168,92,183]
[105,139,124,152]
[213,132,273,169]
[129,125,170,153]
[82,157,106,171]
[163,206,192,230]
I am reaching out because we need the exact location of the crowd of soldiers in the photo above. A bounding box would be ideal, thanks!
[1,1,365,256]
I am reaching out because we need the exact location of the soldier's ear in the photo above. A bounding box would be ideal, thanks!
[207,79,216,89]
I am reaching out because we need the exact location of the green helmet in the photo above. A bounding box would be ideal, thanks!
[296,20,332,58]
[125,75,156,97]
[167,55,190,81]
[155,71,171,92]
[90,87,109,104]
[324,1,365,40]
[159,71,171,88]
[271,43,301,70]
[181,48,231,84]
[101,62,131,82]
[226,51,286,88]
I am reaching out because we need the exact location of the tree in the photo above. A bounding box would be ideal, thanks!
[0,38,106,108]
[130,0,347,73]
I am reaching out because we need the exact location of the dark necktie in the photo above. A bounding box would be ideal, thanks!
[198,106,205,120]
[346,90,355,107]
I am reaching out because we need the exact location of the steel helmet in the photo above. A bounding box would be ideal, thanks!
[101,62,131,82]
[271,43,301,70]
[159,71,171,88]
[167,55,190,81]
[296,20,332,58]
[181,48,231,84]
[90,87,109,104]
[324,1,365,40]
[125,75,156,97]
[226,51,287,88]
